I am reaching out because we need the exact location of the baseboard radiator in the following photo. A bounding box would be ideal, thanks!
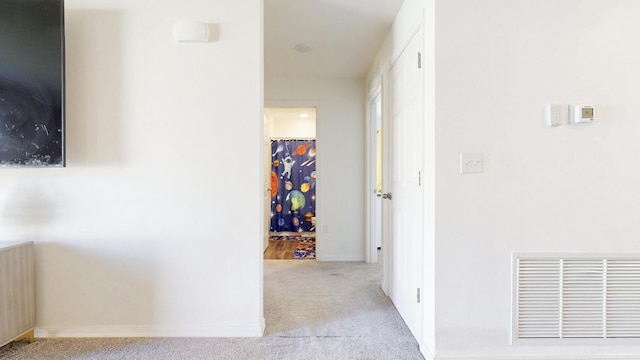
[0,242,35,348]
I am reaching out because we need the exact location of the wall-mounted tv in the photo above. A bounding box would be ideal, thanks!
[0,0,64,167]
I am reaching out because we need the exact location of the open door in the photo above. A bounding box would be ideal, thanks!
[366,81,383,264]
[385,25,424,341]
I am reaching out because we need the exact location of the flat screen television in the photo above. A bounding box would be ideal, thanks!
[0,0,64,167]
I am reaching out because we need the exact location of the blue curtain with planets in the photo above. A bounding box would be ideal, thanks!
[270,139,316,232]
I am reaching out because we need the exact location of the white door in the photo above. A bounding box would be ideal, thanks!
[366,86,383,264]
[386,27,424,340]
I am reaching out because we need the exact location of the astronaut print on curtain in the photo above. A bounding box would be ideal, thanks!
[270,139,316,232]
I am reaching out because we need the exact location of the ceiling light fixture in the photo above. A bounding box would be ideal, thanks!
[294,43,313,53]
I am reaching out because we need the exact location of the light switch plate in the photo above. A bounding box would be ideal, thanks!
[460,153,483,174]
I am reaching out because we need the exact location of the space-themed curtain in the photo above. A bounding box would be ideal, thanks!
[270,139,316,232]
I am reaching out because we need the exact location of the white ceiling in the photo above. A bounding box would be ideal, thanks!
[264,0,405,79]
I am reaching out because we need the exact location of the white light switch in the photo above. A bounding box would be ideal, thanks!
[460,153,483,174]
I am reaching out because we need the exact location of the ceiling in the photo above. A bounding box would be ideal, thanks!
[264,0,405,79]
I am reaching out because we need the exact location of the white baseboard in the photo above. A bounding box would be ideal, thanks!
[436,355,640,360]
[419,342,435,360]
[35,325,264,338]
[317,255,365,262]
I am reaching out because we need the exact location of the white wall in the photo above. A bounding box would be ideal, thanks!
[270,115,316,139]
[0,0,264,337]
[436,0,640,358]
[265,77,365,261]
[372,0,640,358]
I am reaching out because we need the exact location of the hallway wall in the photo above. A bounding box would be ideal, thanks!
[434,0,640,357]
[265,77,365,261]
[373,0,640,358]
[0,0,264,337]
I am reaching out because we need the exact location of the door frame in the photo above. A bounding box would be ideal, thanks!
[365,73,383,265]
[263,114,272,251]
[264,100,321,253]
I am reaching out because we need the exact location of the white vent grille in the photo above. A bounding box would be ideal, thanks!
[517,258,561,338]
[514,255,640,340]
[607,260,640,338]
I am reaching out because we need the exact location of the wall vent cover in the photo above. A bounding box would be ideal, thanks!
[513,255,640,341]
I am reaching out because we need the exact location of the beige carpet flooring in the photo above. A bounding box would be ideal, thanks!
[0,259,424,360]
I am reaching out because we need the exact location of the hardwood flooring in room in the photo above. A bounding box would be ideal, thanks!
[263,239,299,259]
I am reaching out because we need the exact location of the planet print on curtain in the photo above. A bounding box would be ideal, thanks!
[270,139,316,232]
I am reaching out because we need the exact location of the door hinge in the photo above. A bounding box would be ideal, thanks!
[417,288,421,303]
[418,171,422,186]
[418,52,422,69]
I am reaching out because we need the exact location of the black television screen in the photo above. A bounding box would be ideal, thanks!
[0,0,64,167]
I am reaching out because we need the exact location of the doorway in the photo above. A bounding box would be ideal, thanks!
[366,77,383,265]
[263,107,317,260]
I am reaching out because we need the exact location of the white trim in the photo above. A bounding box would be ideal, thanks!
[365,76,382,264]
[514,337,640,346]
[318,255,365,262]
[436,355,640,360]
[260,316,266,336]
[35,325,264,338]
[419,341,434,360]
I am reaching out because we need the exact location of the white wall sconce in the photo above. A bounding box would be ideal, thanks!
[173,22,218,43]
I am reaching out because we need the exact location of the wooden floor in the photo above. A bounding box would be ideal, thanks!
[263,239,300,259]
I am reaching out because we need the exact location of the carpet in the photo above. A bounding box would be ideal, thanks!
[0,259,425,360]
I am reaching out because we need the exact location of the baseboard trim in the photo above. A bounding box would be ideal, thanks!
[317,255,365,262]
[419,341,434,360]
[435,355,640,360]
[35,325,264,338]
